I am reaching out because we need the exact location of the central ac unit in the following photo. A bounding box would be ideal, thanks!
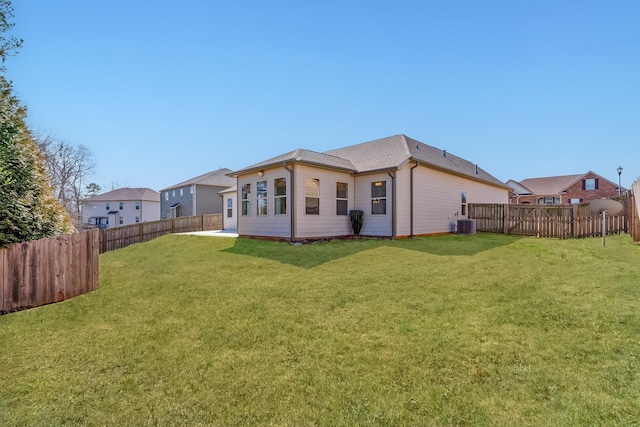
[457,219,476,235]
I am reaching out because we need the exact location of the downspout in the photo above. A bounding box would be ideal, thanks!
[387,169,397,239]
[220,194,225,230]
[192,184,197,216]
[410,160,419,237]
[283,162,296,243]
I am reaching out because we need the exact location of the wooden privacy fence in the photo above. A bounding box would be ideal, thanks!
[1,229,100,314]
[469,198,628,238]
[99,214,222,253]
[631,181,640,242]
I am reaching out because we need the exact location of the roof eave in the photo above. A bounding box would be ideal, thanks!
[230,159,356,177]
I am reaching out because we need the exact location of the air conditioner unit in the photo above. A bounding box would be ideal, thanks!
[457,219,476,235]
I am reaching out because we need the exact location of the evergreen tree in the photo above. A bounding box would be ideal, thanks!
[0,2,72,246]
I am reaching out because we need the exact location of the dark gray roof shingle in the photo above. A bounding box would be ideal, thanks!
[326,134,506,187]
[230,134,507,189]
[229,149,355,176]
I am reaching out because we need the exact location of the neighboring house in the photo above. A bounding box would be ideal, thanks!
[160,169,235,219]
[507,171,624,205]
[82,188,161,229]
[228,134,510,241]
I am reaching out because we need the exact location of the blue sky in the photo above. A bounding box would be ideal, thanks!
[7,1,639,191]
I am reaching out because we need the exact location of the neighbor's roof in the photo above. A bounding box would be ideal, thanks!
[161,168,236,191]
[506,179,535,195]
[516,174,585,195]
[84,188,160,202]
[230,134,507,188]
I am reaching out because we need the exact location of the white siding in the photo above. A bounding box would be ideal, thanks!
[353,172,394,237]
[81,200,160,227]
[236,162,508,239]
[409,166,508,236]
[237,167,292,238]
[294,165,354,239]
[140,200,161,222]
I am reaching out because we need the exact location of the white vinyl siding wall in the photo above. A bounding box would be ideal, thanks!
[237,169,291,238]
[294,165,354,239]
[353,172,393,237]
[405,166,508,236]
[140,200,161,223]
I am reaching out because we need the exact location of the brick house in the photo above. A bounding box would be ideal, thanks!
[507,171,624,205]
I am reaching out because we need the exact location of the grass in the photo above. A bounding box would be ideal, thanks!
[1,232,639,426]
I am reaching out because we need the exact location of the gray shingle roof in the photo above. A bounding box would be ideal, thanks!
[161,168,235,191]
[326,134,507,187]
[229,149,356,176]
[84,188,160,202]
[230,134,507,189]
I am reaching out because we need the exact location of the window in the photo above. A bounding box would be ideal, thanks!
[274,178,286,215]
[583,178,598,191]
[135,216,140,223]
[119,202,123,210]
[172,190,175,198]
[227,198,233,218]
[180,188,184,200]
[105,202,110,210]
[305,177,320,215]
[539,197,560,205]
[135,201,140,210]
[257,180,267,215]
[164,192,169,201]
[371,181,386,215]
[119,216,123,225]
[461,192,467,216]
[241,183,251,216]
[190,186,194,199]
[336,182,348,215]
[570,198,582,204]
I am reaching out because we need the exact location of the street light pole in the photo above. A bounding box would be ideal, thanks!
[617,166,623,195]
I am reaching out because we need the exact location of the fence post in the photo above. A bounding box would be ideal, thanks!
[572,204,578,238]
[503,204,509,235]
[0,248,4,313]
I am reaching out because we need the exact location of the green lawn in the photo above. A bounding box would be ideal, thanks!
[1,233,639,426]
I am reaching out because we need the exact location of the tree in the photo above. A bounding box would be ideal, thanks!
[0,0,22,70]
[85,182,101,197]
[0,79,73,245]
[0,1,72,246]
[37,133,95,223]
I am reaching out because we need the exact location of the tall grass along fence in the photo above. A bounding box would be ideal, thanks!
[469,196,629,238]
[1,229,100,314]
[99,214,222,253]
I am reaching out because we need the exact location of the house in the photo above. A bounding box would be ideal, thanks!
[507,171,624,205]
[160,168,235,219]
[219,186,237,232]
[82,188,160,229]
[228,134,510,240]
